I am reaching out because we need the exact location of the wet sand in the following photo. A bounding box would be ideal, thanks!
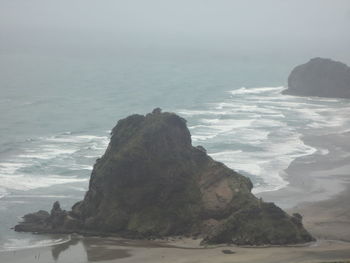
[1,132,350,262]
[259,131,350,243]
[258,131,350,209]
[1,236,350,263]
[291,184,350,242]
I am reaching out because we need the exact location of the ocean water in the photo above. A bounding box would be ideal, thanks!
[180,86,350,193]
[0,50,350,251]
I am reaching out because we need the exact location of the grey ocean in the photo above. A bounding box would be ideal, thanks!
[1,50,350,250]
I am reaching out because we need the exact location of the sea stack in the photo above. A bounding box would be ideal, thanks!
[15,109,314,245]
[283,57,350,98]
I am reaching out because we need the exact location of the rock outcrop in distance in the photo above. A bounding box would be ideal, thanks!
[15,109,314,245]
[283,57,350,99]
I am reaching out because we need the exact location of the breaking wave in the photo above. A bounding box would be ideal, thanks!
[0,133,109,194]
[179,86,350,193]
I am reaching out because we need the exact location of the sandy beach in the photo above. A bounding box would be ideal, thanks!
[1,131,350,263]
[1,236,350,263]
[259,131,350,243]
[258,131,350,208]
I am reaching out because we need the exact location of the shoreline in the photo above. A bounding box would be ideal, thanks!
[258,130,350,242]
[1,236,350,263]
[258,131,350,208]
[1,132,350,262]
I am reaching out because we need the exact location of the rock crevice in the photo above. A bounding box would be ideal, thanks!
[15,109,314,245]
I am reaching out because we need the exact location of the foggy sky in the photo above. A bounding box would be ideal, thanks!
[1,0,350,61]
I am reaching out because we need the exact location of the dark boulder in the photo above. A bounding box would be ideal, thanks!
[283,57,350,98]
[23,210,49,224]
[14,109,314,245]
[50,201,67,229]
[14,210,50,232]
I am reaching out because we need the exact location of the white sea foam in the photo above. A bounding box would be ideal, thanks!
[0,174,88,191]
[318,148,330,156]
[188,125,209,129]
[84,155,100,158]
[46,134,109,144]
[0,162,30,174]
[200,118,255,131]
[191,118,257,143]
[7,194,75,199]
[1,237,71,252]
[230,86,284,95]
[0,133,108,192]
[75,135,108,140]
[18,147,76,160]
[69,164,93,171]
[192,134,217,142]
[225,129,270,144]
[68,186,87,192]
[178,109,229,116]
[210,151,262,176]
[178,85,350,193]
[306,97,340,102]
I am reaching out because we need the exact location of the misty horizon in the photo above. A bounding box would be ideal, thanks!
[1,0,350,63]
[1,1,350,262]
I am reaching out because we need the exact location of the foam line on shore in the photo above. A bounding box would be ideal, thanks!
[178,86,350,193]
[0,236,71,252]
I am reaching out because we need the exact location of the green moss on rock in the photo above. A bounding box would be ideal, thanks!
[15,109,314,245]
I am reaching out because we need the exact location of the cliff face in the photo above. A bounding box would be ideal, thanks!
[15,109,314,245]
[283,57,350,99]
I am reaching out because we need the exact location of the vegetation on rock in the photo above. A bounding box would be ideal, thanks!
[15,109,314,245]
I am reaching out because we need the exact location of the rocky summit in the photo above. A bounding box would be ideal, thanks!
[283,57,350,99]
[15,109,314,245]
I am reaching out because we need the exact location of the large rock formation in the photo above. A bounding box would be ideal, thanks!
[15,109,314,245]
[283,57,350,98]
